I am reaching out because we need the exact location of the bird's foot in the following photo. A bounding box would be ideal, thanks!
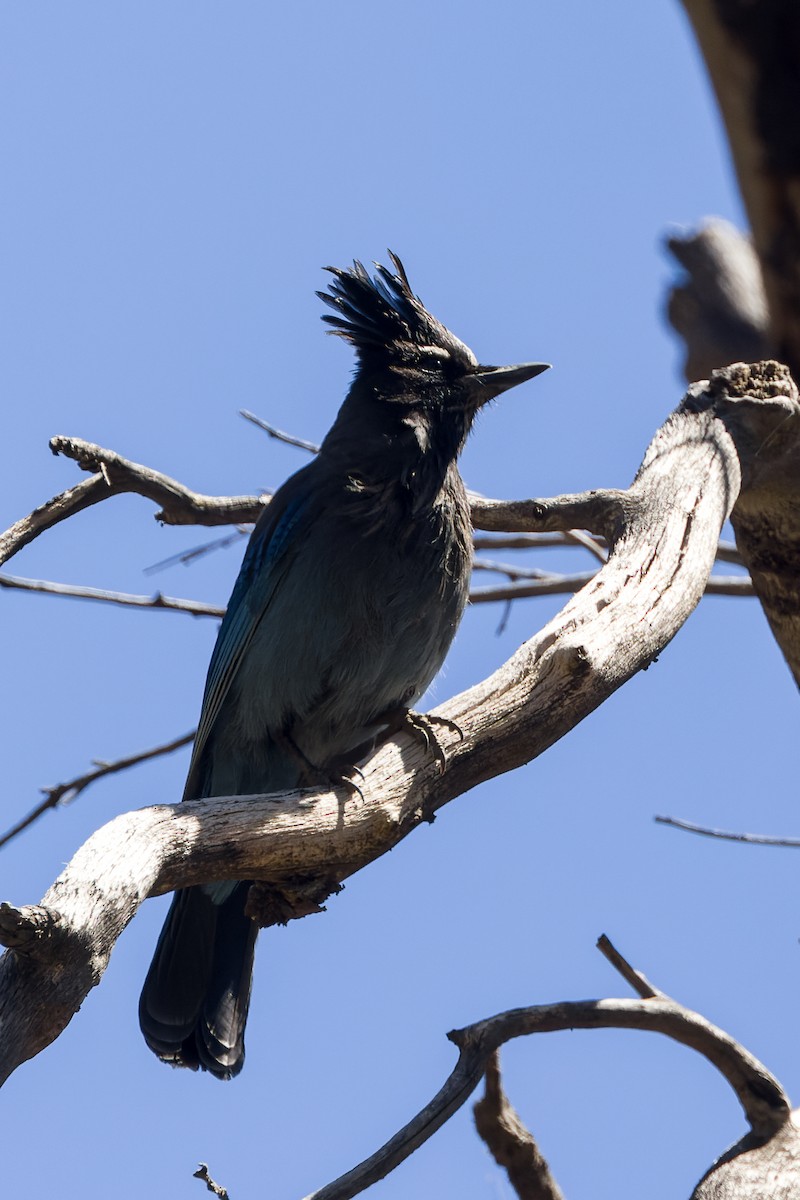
[325,760,366,801]
[382,707,464,773]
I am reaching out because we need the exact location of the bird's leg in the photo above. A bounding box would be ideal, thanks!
[276,730,365,800]
[378,706,464,773]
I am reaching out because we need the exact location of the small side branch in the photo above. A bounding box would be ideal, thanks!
[0,732,195,851]
[0,472,121,567]
[469,572,753,604]
[0,574,225,618]
[656,815,800,848]
[469,489,633,542]
[596,934,664,1000]
[240,409,321,454]
[49,436,267,526]
[473,1051,565,1200]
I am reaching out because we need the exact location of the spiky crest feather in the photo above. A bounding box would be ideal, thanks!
[317,252,473,371]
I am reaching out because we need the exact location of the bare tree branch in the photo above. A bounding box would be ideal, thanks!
[4,435,635,570]
[0,370,755,1085]
[0,472,124,568]
[300,939,790,1200]
[0,573,225,618]
[0,442,262,569]
[0,732,195,851]
[473,1050,565,1200]
[239,409,321,454]
[714,539,744,566]
[48,435,269,526]
[655,815,800,848]
[472,532,606,552]
[6,364,800,1123]
[468,488,632,541]
[0,565,754,631]
[596,933,664,1000]
[469,572,754,604]
[144,528,249,573]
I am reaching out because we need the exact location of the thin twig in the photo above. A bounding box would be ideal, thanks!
[144,528,250,574]
[655,814,800,846]
[469,573,754,604]
[596,934,665,1000]
[472,559,554,582]
[1,566,753,624]
[239,409,321,454]
[0,574,225,618]
[563,528,608,564]
[472,532,598,551]
[0,732,195,850]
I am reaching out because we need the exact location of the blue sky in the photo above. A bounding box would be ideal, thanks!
[2,5,798,1199]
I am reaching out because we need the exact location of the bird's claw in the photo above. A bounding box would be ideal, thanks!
[403,710,464,774]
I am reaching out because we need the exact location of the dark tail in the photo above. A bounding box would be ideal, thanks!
[139,884,258,1080]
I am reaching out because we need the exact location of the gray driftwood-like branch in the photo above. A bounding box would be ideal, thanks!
[3,363,792,1090]
[690,363,800,686]
[0,438,269,567]
[296,938,794,1200]
[0,435,634,570]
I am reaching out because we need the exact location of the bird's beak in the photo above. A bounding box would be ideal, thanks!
[467,361,551,405]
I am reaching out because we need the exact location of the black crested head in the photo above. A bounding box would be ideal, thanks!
[317,254,550,486]
[318,253,550,412]
[317,252,480,390]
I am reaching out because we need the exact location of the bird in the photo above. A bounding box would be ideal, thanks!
[138,253,549,1079]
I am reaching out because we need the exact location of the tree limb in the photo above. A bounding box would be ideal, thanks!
[298,937,790,1200]
[1,369,758,1083]
[680,0,800,383]
[696,362,800,685]
[48,436,269,527]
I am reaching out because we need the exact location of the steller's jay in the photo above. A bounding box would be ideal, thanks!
[138,254,549,1078]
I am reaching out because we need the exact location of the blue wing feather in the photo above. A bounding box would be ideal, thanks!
[183,484,313,800]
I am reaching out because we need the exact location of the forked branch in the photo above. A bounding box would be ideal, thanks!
[299,938,790,1200]
[2,364,798,1112]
